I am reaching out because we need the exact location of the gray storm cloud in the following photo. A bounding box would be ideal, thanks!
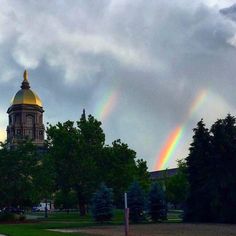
[0,0,236,170]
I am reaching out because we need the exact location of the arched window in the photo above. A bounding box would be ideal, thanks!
[15,114,20,124]
[26,115,34,126]
[39,115,43,123]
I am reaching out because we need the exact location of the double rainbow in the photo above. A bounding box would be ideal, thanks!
[94,89,119,122]
[155,90,207,170]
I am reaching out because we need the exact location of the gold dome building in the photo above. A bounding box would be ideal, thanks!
[7,70,45,147]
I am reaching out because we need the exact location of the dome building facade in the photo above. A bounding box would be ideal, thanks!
[7,70,45,147]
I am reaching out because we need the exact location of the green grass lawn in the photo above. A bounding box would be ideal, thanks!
[0,210,125,236]
[0,210,182,236]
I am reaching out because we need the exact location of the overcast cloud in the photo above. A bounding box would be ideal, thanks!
[0,0,236,170]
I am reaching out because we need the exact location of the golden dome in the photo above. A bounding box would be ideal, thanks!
[11,70,42,107]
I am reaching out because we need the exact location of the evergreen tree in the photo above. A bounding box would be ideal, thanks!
[127,181,145,223]
[185,115,236,223]
[184,119,212,222]
[148,182,166,222]
[91,183,113,223]
[210,114,236,223]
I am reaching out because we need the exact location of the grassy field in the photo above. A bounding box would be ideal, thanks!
[0,210,124,236]
[0,210,235,236]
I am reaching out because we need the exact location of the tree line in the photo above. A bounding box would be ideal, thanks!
[185,114,236,223]
[1,110,235,223]
[0,110,150,216]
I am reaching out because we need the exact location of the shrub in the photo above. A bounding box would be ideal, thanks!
[0,212,18,222]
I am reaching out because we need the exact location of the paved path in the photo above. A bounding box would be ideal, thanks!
[25,214,40,220]
[49,223,236,236]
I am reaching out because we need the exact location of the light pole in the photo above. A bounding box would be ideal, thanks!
[124,192,129,236]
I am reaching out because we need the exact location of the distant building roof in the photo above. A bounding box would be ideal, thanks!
[150,168,178,180]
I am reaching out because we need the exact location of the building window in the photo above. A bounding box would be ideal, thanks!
[25,129,33,139]
[26,115,34,126]
[39,115,43,123]
[15,114,20,124]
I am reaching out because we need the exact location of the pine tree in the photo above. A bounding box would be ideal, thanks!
[127,181,145,223]
[184,119,212,222]
[210,114,236,223]
[185,115,236,223]
[91,183,113,223]
[148,182,166,222]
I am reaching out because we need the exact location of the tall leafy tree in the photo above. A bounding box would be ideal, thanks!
[47,111,106,215]
[101,140,137,207]
[75,111,105,215]
[135,159,151,192]
[46,120,79,210]
[33,152,56,218]
[0,141,46,208]
[46,110,151,215]
[166,160,189,208]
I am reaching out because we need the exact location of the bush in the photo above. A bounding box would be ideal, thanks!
[19,214,26,221]
[92,183,113,223]
[0,212,24,222]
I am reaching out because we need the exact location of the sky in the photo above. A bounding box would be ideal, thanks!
[1,0,236,171]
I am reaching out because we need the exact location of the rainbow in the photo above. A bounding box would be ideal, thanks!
[155,89,208,170]
[95,89,119,122]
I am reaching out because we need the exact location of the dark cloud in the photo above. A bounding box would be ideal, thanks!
[0,0,236,170]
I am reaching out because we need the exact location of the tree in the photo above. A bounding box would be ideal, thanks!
[135,159,151,192]
[210,114,236,223]
[100,140,138,207]
[46,120,79,211]
[91,183,113,223]
[148,182,166,222]
[184,119,212,222]
[0,141,46,209]
[184,115,236,223]
[33,152,55,218]
[166,160,189,208]
[127,181,145,223]
[46,110,151,215]
[75,111,105,215]
[54,190,78,210]
[46,111,105,216]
